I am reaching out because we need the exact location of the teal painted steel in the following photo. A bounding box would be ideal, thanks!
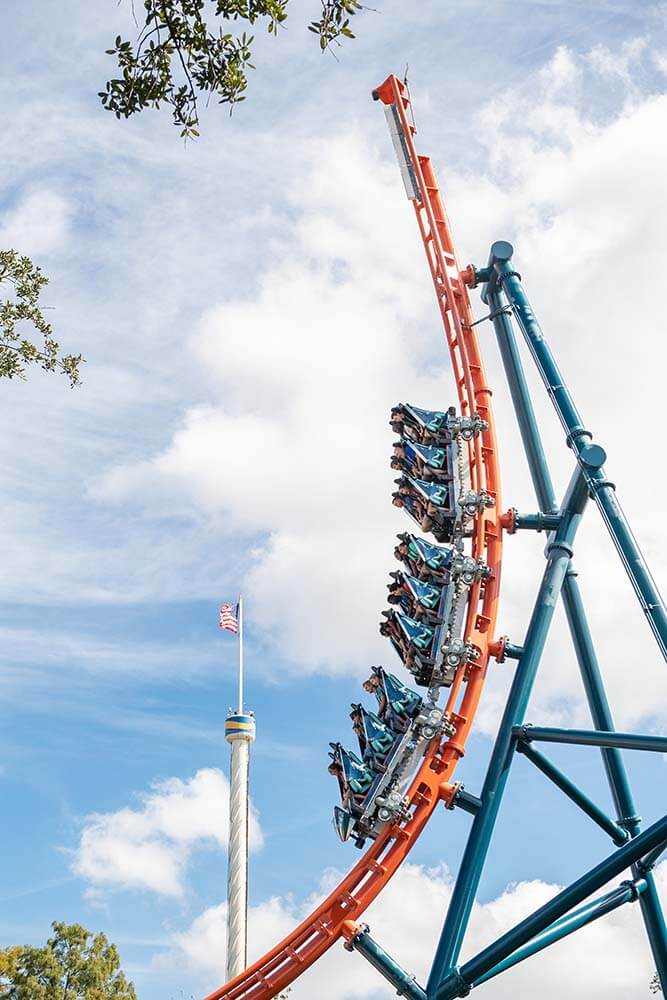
[489,242,667,659]
[560,568,667,987]
[638,874,667,987]
[427,492,588,992]
[475,880,646,986]
[641,843,667,872]
[512,511,561,532]
[345,926,427,1000]
[427,259,667,997]
[484,283,557,512]
[560,568,642,831]
[435,814,667,999]
[487,282,641,825]
[486,283,667,986]
[517,726,667,754]
[452,787,482,816]
[517,741,629,844]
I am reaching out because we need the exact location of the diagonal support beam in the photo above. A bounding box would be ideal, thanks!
[640,843,667,873]
[342,922,427,1000]
[475,878,647,987]
[516,740,629,845]
[435,813,667,999]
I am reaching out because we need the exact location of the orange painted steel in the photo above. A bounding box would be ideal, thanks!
[202,74,503,1000]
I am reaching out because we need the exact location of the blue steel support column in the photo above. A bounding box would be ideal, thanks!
[427,473,588,994]
[486,265,667,987]
[485,273,639,813]
[488,241,667,659]
[482,278,556,515]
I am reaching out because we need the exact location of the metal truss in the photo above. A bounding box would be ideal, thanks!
[344,235,667,998]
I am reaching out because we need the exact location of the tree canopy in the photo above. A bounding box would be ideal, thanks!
[3,3,364,390]
[100,0,363,138]
[0,250,82,386]
[0,921,136,1000]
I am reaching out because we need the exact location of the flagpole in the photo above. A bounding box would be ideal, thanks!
[238,595,244,713]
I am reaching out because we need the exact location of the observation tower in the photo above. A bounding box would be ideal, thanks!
[222,596,256,982]
[225,709,256,981]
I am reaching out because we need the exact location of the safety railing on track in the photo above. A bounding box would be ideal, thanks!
[202,74,503,1000]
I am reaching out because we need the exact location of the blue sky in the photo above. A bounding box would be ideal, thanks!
[1,2,667,998]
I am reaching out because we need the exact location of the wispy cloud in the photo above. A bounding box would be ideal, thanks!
[0,625,222,682]
[0,876,76,905]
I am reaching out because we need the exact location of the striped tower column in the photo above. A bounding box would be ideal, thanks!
[225,712,256,982]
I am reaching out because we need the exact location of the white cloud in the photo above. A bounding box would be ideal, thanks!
[0,624,222,678]
[169,859,667,998]
[0,189,70,256]
[71,769,263,898]
[92,129,446,674]
[586,37,648,89]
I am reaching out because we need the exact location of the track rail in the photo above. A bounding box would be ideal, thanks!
[203,74,503,1000]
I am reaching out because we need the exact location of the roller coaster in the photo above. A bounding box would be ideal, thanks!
[204,75,667,1000]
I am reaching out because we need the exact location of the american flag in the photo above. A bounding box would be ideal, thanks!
[219,602,239,634]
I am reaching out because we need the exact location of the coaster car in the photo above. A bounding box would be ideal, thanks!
[362,666,422,733]
[394,533,455,583]
[395,532,492,592]
[332,805,356,843]
[330,693,453,846]
[380,600,473,689]
[387,570,442,624]
[390,403,455,447]
[328,739,397,846]
[391,439,453,483]
[350,703,398,770]
[392,475,458,543]
[391,402,488,445]
[329,724,429,847]
[328,742,374,813]
[379,609,436,655]
[379,609,437,684]
[389,551,470,653]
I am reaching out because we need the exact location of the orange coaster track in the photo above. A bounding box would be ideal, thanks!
[203,74,503,1000]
